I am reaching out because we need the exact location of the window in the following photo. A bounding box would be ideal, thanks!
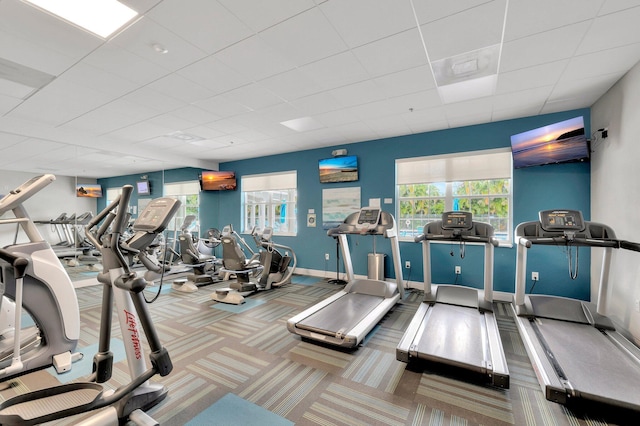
[242,171,297,236]
[164,181,200,233]
[396,149,512,243]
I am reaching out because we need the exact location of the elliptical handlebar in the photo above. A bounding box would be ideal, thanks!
[0,248,29,279]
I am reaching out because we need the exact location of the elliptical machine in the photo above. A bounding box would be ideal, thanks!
[0,183,180,425]
[0,174,82,380]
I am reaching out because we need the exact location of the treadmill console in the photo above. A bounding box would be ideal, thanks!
[539,209,585,232]
[133,197,181,233]
[355,207,382,231]
[441,211,473,230]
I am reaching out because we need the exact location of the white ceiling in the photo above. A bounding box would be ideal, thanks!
[1,0,639,178]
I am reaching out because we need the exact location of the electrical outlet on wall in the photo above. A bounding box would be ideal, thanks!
[325,253,329,261]
[405,261,411,269]
[455,266,461,274]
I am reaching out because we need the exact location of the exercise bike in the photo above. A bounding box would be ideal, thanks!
[0,181,180,425]
[211,226,296,304]
[0,174,82,381]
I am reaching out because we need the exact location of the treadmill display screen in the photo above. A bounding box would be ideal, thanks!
[539,209,585,232]
[356,208,381,230]
[441,211,473,230]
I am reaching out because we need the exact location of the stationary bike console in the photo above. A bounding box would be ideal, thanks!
[539,209,585,232]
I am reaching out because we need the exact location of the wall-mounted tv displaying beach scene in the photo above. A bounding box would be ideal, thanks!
[319,155,359,183]
[201,170,237,191]
[76,184,103,198]
[510,116,590,169]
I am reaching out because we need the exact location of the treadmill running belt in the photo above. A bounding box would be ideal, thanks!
[536,318,640,409]
[414,304,487,371]
[296,293,385,337]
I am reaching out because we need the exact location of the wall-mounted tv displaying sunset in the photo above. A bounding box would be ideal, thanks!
[76,184,103,198]
[200,171,237,191]
[319,155,358,183]
[510,116,590,169]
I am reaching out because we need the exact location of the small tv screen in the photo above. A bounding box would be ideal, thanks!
[201,171,237,191]
[136,180,151,195]
[319,155,358,183]
[76,184,102,198]
[510,116,590,169]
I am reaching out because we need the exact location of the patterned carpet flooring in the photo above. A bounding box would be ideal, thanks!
[0,275,637,425]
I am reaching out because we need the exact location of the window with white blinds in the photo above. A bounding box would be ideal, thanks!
[396,149,513,243]
[242,171,297,235]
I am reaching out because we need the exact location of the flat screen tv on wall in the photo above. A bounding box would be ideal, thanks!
[136,180,151,195]
[319,155,359,183]
[510,116,590,169]
[76,184,102,198]
[200,171,237,191]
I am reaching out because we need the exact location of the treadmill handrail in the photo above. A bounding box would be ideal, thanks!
[620,240,640,252]
[414,233,498,246]
[520,235,620,248]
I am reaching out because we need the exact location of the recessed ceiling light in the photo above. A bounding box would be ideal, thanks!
[23,0,138,38]
[280,117,324,132]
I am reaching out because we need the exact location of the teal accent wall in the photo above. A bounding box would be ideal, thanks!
[98,108,592,300]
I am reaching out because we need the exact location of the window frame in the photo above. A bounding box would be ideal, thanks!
[241,171,297,236]
[396,149,513,246]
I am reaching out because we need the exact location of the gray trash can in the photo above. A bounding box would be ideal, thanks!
[367,253,385,280]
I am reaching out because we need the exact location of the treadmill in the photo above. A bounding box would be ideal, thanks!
[513,209,640,411]
[287,207,404,349]
[396,211,509,388]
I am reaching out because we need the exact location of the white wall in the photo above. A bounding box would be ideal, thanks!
[591,60,640,343]
[0,171,97,247]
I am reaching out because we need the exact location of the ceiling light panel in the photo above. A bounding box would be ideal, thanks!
[24,0,138,38]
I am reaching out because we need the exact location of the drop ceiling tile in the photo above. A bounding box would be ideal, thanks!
[0,30,79,76]
[598,0,640,15]
[56,62,138,99]
[0,1,102,63]
[443,96,494,119]
[364,116,413,139]
[8,79,118,126]
[562,43,640,82]
[332,121,377,142]
[223,83,286,111]
[576,6,640,55]
[64,100,160,134]
[328,80,387,108]
[216,36,297,82]
[84,43,171,85]
[0,132,28,149]
[194,95,253,118]
[492,86,553,111]
[299,51,370,91]
[352,29,428,78]
[0,94,23,115]
[147,0,252,54]
[260,68,324,101]
[313,108,361,128]
[420,0,507,61]
[496,60,569,94]
[290,92,343,116]
[112,17,208,72]
[259,7,348,66]
[411,0,492,25]
[218,0,316,33]
[492,104,544,122]
[171,106,223,125]
[147,73,215,104]
[178,56,252,95]
[504,0,604,41]
[319,0,416,48]
[374,65,436,98]
[121,87,184,114]
[500,21,591,72]
[182,125,226,140]
[548,72,624,103]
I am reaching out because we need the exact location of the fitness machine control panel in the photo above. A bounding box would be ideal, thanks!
[441,211,473,230]
[134,197,181,233]
[356,207,382,231]
[539,209,585,232]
